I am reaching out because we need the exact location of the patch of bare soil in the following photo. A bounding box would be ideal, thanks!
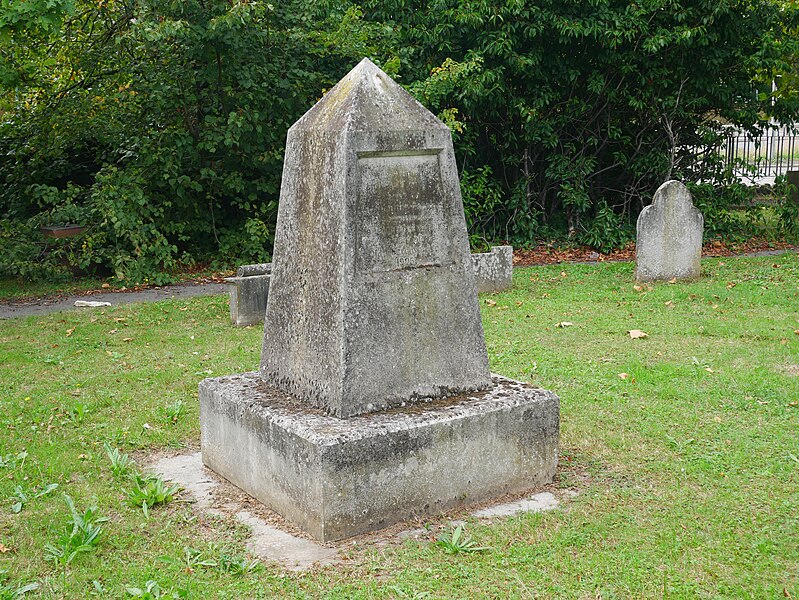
[783,365,799,377]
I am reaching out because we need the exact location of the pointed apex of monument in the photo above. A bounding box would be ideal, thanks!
[292,57,447,133]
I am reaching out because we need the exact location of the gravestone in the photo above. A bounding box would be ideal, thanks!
[635,180,703,281]
[786,170,799,204]
[200,59,559,542]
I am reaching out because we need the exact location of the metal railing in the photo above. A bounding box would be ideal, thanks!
[724,130,799,178]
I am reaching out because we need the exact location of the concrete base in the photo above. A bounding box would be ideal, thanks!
[199,372,559,542]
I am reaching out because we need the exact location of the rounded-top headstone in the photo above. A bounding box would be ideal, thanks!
[635,180,704,282]
[260,58,492,418]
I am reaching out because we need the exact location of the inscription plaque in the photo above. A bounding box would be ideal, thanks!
[355,151,447,274]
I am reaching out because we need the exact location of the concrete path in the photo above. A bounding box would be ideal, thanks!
[152,452,562,571]
[0,282,228,319]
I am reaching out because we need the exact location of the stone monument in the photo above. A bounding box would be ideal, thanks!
[200,59,559,542]
[635,180,703,282]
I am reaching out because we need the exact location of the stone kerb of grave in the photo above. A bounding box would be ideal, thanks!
[471,245,513,293]
[635,180,704,282]
[199,58,559,543]
[226,263,271,327]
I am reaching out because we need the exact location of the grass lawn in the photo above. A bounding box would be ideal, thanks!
[1,254,797,598]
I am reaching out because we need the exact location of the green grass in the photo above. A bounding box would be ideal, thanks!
[1,254,798,598]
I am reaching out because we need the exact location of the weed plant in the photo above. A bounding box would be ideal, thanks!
[124,474,180,518]
[436,525,489,555]
[104,441,135,479]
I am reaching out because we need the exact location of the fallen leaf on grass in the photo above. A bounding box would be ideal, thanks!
[555,322,574,328]
[794,330,799,335]
[66,328,75,337]
[618,373,629,380]
[668,278,677,284]
[123,338,133,343]
[515,301,523,307]
[0,543,10,553]
[101,283,110,289]
[627,330,649,339]
[788,402,798,408]
[485,299,497,307]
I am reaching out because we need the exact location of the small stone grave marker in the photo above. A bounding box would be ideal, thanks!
[635,180,703,281]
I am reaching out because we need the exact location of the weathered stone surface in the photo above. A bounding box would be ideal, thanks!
[261,58,491,418]
[226,264,272,327]
[200,372,559,542]
[635,180,703,281]
[237,263,272,278]
[471,246,513,293]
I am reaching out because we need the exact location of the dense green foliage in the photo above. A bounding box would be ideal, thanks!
[1,0,798,281]
[363,0,799,247]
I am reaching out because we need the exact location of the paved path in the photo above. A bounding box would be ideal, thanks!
[0,282,228,320]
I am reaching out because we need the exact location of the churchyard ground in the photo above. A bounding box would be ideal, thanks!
[0,254,797,598]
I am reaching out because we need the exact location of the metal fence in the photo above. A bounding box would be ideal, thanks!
[724,130,799,178]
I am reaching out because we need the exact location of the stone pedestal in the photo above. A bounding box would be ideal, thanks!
[200,372,559,542]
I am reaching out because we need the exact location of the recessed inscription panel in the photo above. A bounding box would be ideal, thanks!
[355,152,448,274]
